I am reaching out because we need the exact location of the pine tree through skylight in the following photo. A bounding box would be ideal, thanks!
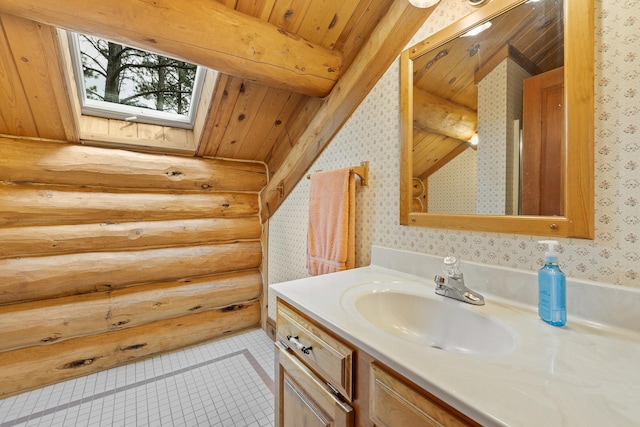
[69,33,206,129]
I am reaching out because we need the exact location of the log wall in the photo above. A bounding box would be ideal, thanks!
[0,136,267,398]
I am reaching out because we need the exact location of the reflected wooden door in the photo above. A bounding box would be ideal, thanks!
[521,66,565,216]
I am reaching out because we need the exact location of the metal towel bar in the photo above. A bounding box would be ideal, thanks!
[306,160,369,186]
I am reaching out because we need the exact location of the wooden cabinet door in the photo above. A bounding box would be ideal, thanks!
[275,342,354,427]
[369,363,478,427]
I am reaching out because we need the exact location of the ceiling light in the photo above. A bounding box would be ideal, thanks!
[408,0,440,8]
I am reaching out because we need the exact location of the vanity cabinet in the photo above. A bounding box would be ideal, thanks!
[369,363,475,427]
[275,301,355,427]
[276,342,354,426]
[275,299,479,427]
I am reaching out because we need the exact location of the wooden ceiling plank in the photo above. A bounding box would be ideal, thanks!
[412,131,440,169]
[260,0,438,221]
[1,15,72,141]
[264,97,322,175]
[264,127,296,176]
[333,0,394,70]
[413,38,479,109]
[514,18,563,72]
[38,25,79,142]
[295,0,361,49]
[0,0,342,98]
[413,133,469,179]
[236,0,277,20]
[0,16,38,137]
[196,74,232,157]
[253,92,306,162]
[232,86,294,161]
[215,80,270,159]
[215,0,239,9]
[268,0,313,32]
[191,70,219,153]
[196,75,244,158]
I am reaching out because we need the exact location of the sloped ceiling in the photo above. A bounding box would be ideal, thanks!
[0,0,437,219]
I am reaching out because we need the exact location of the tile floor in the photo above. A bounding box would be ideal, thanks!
[0,328,275,427]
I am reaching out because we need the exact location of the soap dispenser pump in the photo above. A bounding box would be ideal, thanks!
[538,240,566,326]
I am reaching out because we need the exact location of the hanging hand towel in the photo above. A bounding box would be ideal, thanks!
[307,167,355,276]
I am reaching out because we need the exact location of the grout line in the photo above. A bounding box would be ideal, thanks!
[0,347,272,427]
[241,349,274,393]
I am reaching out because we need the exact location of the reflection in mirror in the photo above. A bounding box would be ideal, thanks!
[412,0,563,216]
[400,0,594,238]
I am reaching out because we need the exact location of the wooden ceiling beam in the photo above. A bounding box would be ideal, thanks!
[259,0,440,221]
[0,0,342,98]
[413,87,477,142]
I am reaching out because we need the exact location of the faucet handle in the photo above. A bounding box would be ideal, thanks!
[443,256,463,278]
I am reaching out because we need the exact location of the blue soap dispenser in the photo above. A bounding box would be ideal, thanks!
[538,240,566,326]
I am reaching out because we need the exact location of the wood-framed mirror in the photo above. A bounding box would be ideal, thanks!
[400,0,594,238]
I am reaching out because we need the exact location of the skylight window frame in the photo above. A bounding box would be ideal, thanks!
[67,32,206,130]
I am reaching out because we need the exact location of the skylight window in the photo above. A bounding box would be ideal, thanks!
[68,33,206,129]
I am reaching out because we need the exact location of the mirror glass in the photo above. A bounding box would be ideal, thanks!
[413,0,562,216]
[400,0,593,238]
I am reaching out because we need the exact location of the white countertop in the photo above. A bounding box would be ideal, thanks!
[270,246,640,426]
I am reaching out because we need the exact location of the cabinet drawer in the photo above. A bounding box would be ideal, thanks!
[276,342,354,427]
[276,300,354,401]
[370,363,478,427]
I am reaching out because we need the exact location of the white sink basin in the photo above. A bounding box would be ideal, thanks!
[341,282,516,356]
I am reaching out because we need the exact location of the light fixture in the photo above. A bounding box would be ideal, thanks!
[469,133,479,146]
[461,21,492,37]
[408,0,440,8]
[469,0,487,6]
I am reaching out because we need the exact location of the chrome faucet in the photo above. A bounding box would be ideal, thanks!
[434,256,485,305]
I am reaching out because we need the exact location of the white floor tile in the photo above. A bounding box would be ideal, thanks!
[0,329,274,427]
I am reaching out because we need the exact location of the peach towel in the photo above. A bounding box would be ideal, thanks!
[307,167,355,276]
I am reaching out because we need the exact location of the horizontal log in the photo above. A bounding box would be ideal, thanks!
[0,241,262,305]
[0,270,262,352]
[0,136,267,192]
[0,185,259,227]
[0,301,260,398]
[413,87,477,142]
[0,217,262,259]
[0,0,342,97]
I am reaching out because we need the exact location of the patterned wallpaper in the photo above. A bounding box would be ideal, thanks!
[268,0,640,317]
[428,148,477,214]
[476,57,529,215]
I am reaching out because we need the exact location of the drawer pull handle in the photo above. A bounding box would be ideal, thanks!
[286,335,313,354]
